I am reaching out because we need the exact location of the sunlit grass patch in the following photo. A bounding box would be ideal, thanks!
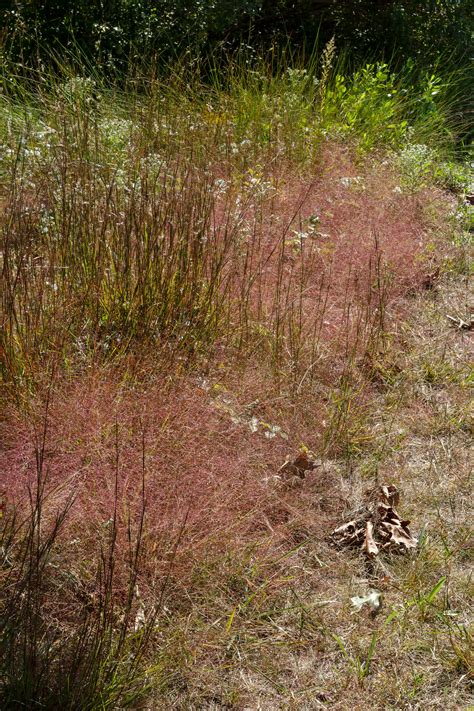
[1,46,472,709]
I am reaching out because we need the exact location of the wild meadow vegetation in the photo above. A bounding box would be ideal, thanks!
[0,3,473,708]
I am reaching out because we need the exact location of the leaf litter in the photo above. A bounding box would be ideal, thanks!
[277,451,321,480]
[330,484,418,557]
[351,589,383,615]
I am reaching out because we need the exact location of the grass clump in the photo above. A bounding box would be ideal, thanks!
[0,427,161,710]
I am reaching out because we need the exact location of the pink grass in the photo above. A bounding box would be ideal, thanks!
[1,142,456,593]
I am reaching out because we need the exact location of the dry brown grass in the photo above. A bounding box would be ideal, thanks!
[2,225,472,710]
[136,274,472,711]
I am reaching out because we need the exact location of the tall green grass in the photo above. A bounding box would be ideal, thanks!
[0,46,469,388]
